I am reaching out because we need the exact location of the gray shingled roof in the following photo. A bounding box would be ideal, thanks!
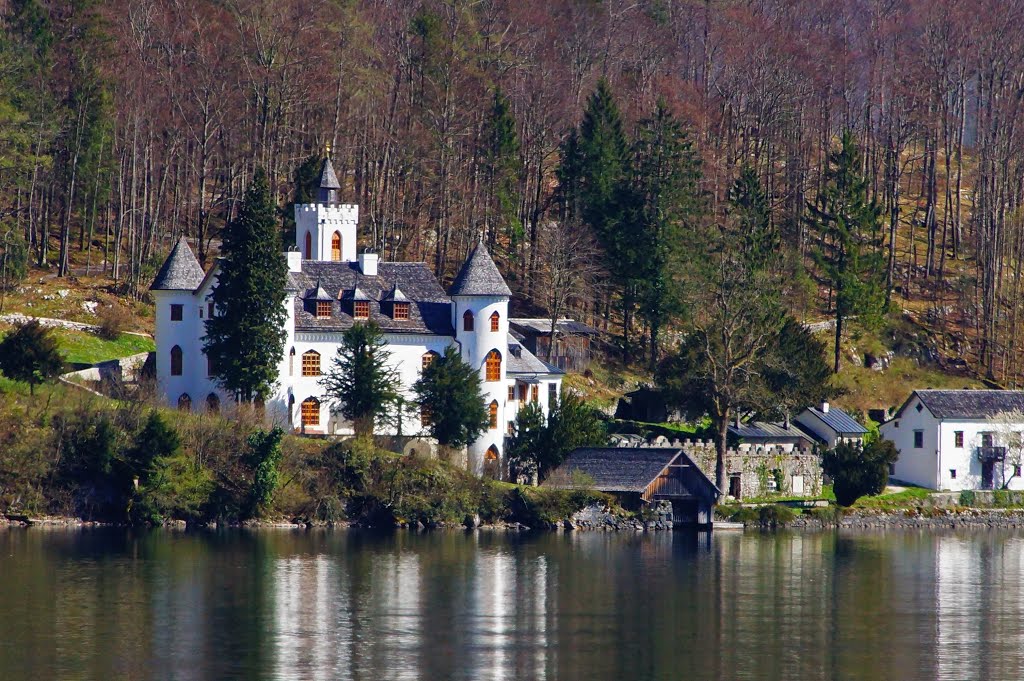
[509,318,599,336]
[506,335,561,375]
[150,237,206,291]
[729,421,814,443]
[548,448,680,493]
[545,448,719,499]
[290,261,453,335]
[449,241,512,297]
[319,157,341,190]
[803,406,868,434]
[910,390,1024,420]
[383,285,409,303]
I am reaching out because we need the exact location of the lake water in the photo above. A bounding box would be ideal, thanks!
[1,527,1022,680]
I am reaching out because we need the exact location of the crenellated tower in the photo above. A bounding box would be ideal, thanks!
[294,155,358,262]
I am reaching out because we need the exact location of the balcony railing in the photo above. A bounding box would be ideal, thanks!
[977,446,1007,462]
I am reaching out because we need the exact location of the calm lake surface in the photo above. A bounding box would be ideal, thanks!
[1,527,1023,681]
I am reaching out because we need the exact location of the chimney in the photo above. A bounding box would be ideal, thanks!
[358,250,378,276]
[286,250,302,273]
[820,401,830,414]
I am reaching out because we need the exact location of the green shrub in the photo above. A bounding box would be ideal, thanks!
[508,486,607,527]
[758,504,796,528]
[729,507,761,524]
[959,490,977,507]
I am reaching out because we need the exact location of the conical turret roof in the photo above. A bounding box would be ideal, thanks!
[150,236,205,291]
[319,156,341,190]
[449,240,512,297]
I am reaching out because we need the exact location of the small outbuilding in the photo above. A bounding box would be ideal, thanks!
[508,318,599,372]
[543,447,720,526]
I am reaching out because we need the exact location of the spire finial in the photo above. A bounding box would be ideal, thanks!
[325,142,332,157]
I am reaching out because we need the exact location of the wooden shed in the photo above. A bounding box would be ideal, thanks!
[508,318,599,372]
[544,447,720,527]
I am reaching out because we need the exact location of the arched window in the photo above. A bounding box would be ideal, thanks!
[421,351,439,371]
[304,232,312,259]
[463,310,474,332]
[289,347,296,376]
[302,350,321,376]
[170,345,183,376]
[490,311,500,332]
[206,393,220,413]
[485,350,501,382]
[483,445,500,479]
[301,397,320,427]
[288,394,295,427]
[489,400,499,429]
[331,232,342,261]
[177,393,192,411]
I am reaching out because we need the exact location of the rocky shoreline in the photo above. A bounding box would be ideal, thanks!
[787,508,1024,530]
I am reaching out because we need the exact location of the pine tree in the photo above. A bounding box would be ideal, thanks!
[538,392,606,481]
[505,402,546,483]
[727,164,778,265]
[319,322,401,437]
[761,318,834,423]
[0,320,64,394]
[413,346,488,452]
[482,88,522,249]
[630,100,702,367]
[203,168,288,403]
[806,131,887,373]
[563,80,638,355]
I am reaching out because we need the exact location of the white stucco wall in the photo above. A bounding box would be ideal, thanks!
[295,203,358,262]
[881,393,1024,491]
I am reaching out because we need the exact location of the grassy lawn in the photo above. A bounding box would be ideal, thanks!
[55,329,155,365]
[851,485,933,510]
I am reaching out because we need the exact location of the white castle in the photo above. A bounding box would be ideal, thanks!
[149,157,563,478]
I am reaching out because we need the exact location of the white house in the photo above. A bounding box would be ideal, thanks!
[880,389,1024,491]
[792,401,868,450]
[149,157,564,478]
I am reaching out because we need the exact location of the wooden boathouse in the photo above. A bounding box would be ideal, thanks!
[544,447,720,527]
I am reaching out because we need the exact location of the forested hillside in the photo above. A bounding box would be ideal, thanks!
[1,0,1022,384]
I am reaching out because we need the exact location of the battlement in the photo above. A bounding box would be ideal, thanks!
[296,203,358,219]
[608,434,814,458]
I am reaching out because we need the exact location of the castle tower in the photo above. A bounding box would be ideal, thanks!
[294,155,358,262]
[449,239,512,476]
[149,236,207,408]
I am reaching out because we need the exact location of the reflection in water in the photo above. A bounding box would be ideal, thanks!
[4,529,1024,680]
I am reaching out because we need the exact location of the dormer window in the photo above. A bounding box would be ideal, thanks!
[354,300,370,319]
[393,302,410,320]
[316,301,332,318]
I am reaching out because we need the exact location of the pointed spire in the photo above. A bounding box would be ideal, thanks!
[150,236,205,291]
[449,240,512,297]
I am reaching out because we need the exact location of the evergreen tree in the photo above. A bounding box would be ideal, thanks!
[482,88,522,249]
[630,100,702,367]
[203,168,288,403]
[413,346,488,452]
[283,153,322,243]
[761,317,835,422]
[538,392,606,480]
[806,131,887,373]
[505,402,546,483]
[727,164,778,264]
[0,320,64,394]
[823,439,899,507]
[124,410,181,485]
[562,80,640,357]
[246,427,284,517]
[319,322,401,436]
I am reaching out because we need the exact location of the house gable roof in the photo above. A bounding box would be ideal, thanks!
[729,421,815,443]
[508,318,600,336]
[449,241,512,297]
[544,447,720,498]
[802,406,868,435]
[150,237,206,291]
[903,390,1024,420]
[290,261,453,335]
[506,334,564,376]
